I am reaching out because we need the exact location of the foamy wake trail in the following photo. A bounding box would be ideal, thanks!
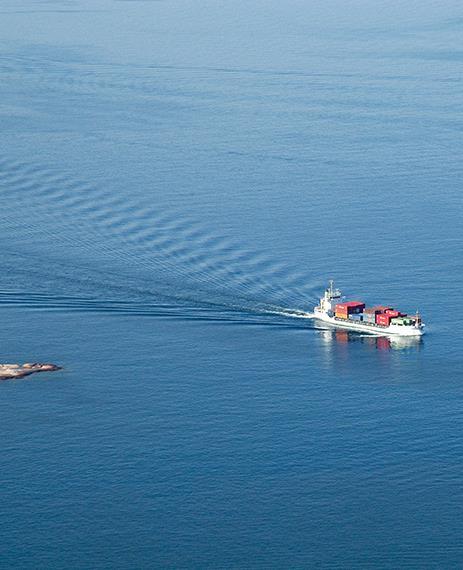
[0,248,318,329]
[260,307,315,319]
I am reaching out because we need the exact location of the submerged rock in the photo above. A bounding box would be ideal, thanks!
[0,363,61,380]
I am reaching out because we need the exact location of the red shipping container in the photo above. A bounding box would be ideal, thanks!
[335,302,365,313]
[384,310,400,317]
[364,306,390,315]
[376,314,392,326]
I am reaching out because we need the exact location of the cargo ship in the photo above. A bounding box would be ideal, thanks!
[314,281,424,336]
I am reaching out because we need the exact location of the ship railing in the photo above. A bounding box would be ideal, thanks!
[333,317,418,328]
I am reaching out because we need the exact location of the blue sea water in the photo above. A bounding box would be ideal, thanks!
[1,1,463,568]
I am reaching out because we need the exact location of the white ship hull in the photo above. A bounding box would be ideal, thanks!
[314,308,424,337]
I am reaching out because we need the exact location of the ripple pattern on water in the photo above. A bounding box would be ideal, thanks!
[0,155,321,320]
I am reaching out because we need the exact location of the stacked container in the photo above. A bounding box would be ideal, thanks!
[376,313,394,326]
[363,306,389,325]
[348,314,362,321]
[362,312,376,324]
[363,307,378,324]
[335,301,365,319]
[384,309,401,317]
[331,300,411,328]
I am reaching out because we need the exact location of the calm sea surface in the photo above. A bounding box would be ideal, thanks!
[1,1,463,568]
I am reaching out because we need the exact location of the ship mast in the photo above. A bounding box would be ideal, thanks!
[328,279,335,297]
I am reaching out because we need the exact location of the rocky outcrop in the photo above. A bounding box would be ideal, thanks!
[0,363,61,380]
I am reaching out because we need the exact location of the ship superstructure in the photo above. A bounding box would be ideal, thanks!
[314,281,424,336]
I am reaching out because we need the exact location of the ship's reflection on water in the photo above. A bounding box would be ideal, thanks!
[318,328,423,352]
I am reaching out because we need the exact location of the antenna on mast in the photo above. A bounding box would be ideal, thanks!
[329,279,334,295]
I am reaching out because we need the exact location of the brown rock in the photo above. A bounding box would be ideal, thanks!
[0,363,61,380]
